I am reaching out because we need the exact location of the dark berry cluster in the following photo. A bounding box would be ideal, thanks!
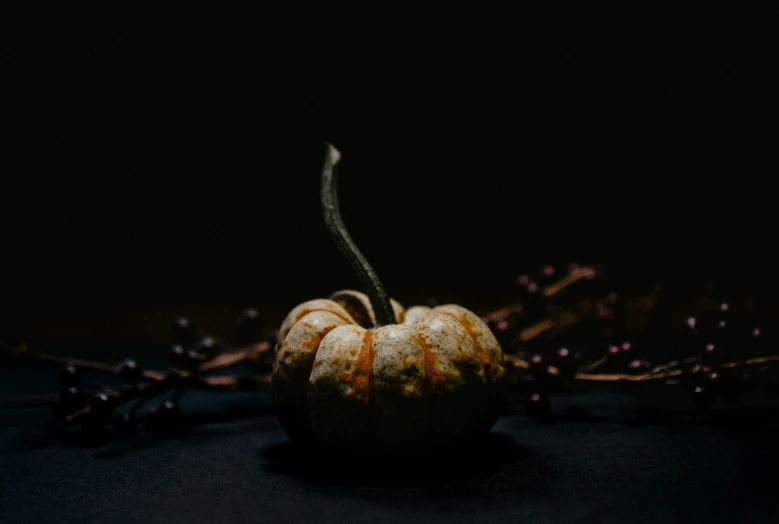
[483,266,776,422]
[520,347,581,421]
[3,262,777,446]
[483,264,607,420]
[680,302,766,410]
[48,308,273,446]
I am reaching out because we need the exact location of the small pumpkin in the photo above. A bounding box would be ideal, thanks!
[272,144,506,451]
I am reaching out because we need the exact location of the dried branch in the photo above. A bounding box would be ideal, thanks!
[198,341,271,372]
[543,266,597,297]
[0,341,165,381]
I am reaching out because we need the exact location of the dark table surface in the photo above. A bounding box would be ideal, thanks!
[2,346,778,524]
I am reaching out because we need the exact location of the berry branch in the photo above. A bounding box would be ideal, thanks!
[1,264,777,444]
[0,308,274,439]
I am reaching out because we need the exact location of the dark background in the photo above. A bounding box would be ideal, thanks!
[2,9,779,523]
[1,5,775,344]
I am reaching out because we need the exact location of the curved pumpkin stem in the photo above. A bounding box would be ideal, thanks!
[321,143,396,327]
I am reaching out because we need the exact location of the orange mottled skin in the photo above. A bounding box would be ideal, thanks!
[411,333,450,389]
[339,330,375,404]
[273,290,506,451]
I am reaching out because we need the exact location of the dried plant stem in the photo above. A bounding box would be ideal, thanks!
[503,354,529,369]
[503,353,779,383]
[483,304,524,324]
[485,266,599,330]
[543,267,597,297]
[198,341,271,372]
[518,319,556,343]
[575,370,685,382]
[646,357,700,375]
[0,339,274,417]
[197,374,272,392]
[579,356,609,373]
[0,341,165,380]
[0,339,270,379]
[721,355,779,368]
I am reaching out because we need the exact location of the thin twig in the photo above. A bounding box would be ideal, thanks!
[646,357,699,375]
[503,353,529,369]
[503,349,779,383]
[484,266,599,327]
[579,356,609,373]
[198,341,271,372]
[543,267,597,297]
[197,374,272,392]
[575,355,779,383]
[0,342,165,381]
[483,304,523,324]
[722,355,779,368]
[518,319,555,342]
[1,339,272,380]
[575,369,684,382]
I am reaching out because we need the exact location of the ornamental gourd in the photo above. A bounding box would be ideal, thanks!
[273,144,506,451]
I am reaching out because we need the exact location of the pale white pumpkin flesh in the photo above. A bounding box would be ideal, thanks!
[272,290,506,451]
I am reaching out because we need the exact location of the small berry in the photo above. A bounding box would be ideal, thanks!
[117,358,142,383]
[525,392,551,420]
[628,359,651,373]
[58,365,81,387]
[187,349,206,365]
[235,308,263,344]
[194,336,220,356]
[527,354,554,387]
[554,348,577,381]
[52,387,87,420]
[528,354,545,374]
[539,265,557,288]
[491,318,517,351]
[169,344,187,369]
[494,319,511,333]
[746,327,763,356]
[89,391,115,418]
[173,316,196,344]
[689,385,716,410]
[705,370,721,385]
[60,386,86,411]
[523,283,547,322]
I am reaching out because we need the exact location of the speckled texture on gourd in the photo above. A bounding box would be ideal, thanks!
[273,290,506,450]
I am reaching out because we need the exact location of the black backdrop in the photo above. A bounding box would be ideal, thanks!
[1,5,775,343]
